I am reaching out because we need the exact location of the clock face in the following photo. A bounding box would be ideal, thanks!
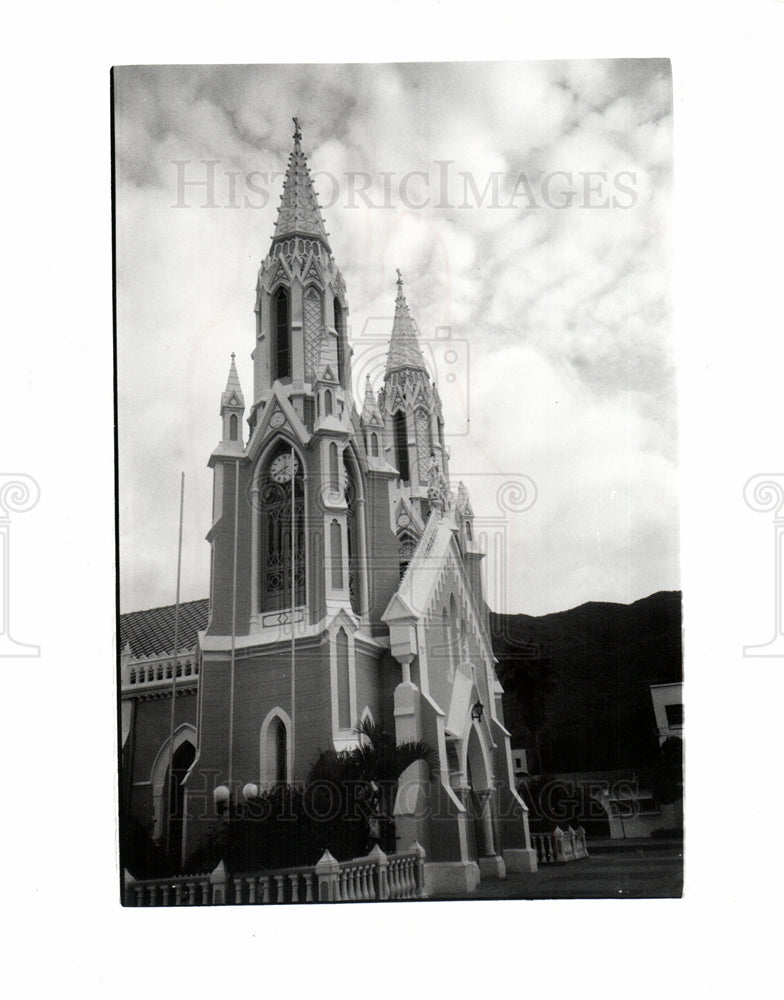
[269,454,299,483]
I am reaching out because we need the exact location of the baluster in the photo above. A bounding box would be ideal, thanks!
[366,865,376,901]
[233,878,243,904]
[246,877,256,904]
[361,865,371,901]
[161,885,170,906]
[404,859,414,898]
[134,885,145,906]
[338,869,347,901]
[186,881,196,905]
[346,867,357,902]
[174,883,184,905]
[304,874,314,902]
[275,875,286,903]
[148,885,158,906]
[401,859,410,897]
[388,860,399,899]
[201,880,210,905]
[289,874,300,903]
[260,876,270,904]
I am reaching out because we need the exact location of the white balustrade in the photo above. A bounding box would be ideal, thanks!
[123,843,428,906]
[531,826,589,865]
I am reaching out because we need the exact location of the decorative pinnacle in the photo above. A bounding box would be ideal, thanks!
[385,272,428,377]
[292,116,302,142]
[222,352,244,408]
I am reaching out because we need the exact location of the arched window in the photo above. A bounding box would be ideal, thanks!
[443,607,455,680]
[336,627,351,729]
[325,388,333,416]
[329,442,339,491]
[304,286,323,382]
[334,297,345,387]
[370,432,379,457]
[394,412,409,482]
[399,532,415,580]
[330,519,343,589]
[415,409,431,482]
[449,595,460,661]
[165,739,195,853]
[258,444,305,611]
[344,453,362,614]
[229,413,238,441]
[261,710,291,787]
[273,287,290,381]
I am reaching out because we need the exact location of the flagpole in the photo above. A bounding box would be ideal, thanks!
[227,459,240,798]
[165,471,185,858]
[290,445,296,778]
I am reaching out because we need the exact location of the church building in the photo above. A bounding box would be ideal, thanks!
[120,121,537,895]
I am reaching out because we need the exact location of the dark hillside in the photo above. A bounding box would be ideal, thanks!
[490,591,682,773]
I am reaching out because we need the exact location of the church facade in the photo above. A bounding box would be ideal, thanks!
[120,122,537,894]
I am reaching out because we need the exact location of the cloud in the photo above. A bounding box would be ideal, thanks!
[114,60,677,614]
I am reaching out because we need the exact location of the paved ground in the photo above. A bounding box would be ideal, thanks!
[427,848,683,901]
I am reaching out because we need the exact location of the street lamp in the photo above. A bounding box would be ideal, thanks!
[471,700,484,722]
[213,784,230,817]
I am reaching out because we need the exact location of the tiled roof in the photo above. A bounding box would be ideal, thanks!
[119,598,209,659]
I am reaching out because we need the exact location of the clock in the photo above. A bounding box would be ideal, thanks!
[269,454,299,483]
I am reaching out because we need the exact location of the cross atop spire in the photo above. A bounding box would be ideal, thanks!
[385,271,428,376]
[273,118,330,248]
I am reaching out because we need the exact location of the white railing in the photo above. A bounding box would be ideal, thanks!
[124,864,226,906]
[531,826,589,865]
[124,656,199,689]
[123,843,426,906]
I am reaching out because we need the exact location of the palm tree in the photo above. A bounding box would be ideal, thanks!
[308,718,439,855]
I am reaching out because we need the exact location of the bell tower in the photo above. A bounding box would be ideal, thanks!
[380,271,449,523]
[249,117,351,436]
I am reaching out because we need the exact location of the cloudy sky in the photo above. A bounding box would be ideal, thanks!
[114,60,676,616]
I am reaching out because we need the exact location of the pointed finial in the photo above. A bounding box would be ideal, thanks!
[396,267,403,286]
[231,352,235,361]
[292,116,302,142]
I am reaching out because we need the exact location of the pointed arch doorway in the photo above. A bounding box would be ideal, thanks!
[462,723,503,876]
[164,739,195,860]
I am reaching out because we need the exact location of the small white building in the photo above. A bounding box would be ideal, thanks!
[650,682,683,746]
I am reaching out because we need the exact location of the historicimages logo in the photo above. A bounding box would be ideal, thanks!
[743,473,784,657]
[0,473,41,657]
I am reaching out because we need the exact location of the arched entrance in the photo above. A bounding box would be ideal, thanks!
[150,724,197,850]
[464,724,497,863]
[164,740,195,859]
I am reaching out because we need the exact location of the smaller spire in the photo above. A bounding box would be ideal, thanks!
[385,270,428,376]
[361,374,378,424]
[221,353,244,408]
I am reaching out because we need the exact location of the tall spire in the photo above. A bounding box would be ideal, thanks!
[385,270,428,376]
[273,118,330,248]
[221,352,244,408]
